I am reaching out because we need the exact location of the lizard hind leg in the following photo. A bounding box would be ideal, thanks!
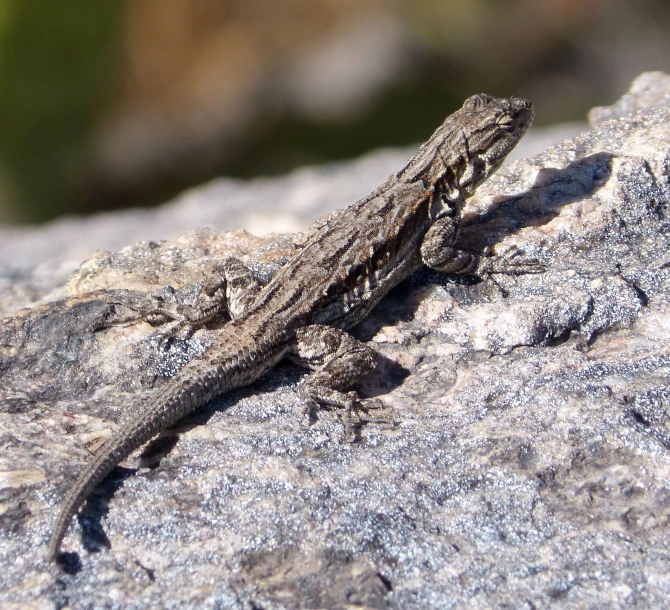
[288,325,391,435]
[89,257,262,337]
[212,257,262,319]
[143,256,262,333]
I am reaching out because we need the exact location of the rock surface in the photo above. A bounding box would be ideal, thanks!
[2,73,670,608]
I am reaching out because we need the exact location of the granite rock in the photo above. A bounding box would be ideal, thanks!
[1,74,670,609]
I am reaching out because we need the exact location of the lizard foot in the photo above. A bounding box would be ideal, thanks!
[476,244,545,276]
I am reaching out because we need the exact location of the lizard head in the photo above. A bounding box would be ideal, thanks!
[403,94,533,208]
[458,94,534,189]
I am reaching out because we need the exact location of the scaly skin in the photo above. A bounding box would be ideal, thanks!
[48,94,533,561]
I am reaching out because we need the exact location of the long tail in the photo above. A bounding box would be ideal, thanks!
[46,348,250,561]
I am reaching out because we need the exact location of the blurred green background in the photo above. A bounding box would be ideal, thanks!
[0,0,668,224]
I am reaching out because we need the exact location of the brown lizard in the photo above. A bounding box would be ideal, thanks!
[47,94,533,561]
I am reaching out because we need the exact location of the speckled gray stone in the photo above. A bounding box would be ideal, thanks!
[1,73,670,609]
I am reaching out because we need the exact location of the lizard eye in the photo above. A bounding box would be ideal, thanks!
[496,112,515,131]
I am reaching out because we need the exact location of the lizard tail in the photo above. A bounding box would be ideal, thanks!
[47,365,217,562]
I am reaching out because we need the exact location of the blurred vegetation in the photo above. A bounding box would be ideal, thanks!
[0,0,669,224]
[0,0,121,223]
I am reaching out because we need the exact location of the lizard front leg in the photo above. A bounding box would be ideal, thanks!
[421,216,540,275]
[288,325,387,430]
[420,215,482,274]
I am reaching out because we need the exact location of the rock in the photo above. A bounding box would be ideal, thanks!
[588,71,670,125]
[1,73,670,608]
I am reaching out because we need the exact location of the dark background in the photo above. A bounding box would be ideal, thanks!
[0,0,668,224]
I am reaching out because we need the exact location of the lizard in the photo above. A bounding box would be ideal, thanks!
[47,93,533,562]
